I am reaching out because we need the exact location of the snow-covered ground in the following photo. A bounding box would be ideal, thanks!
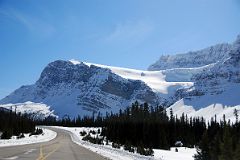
[53,126,196,160]
[0,128,57,147]
[0,101,57,119]
[154,147,196,160]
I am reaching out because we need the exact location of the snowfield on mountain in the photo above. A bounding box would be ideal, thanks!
[0,102,56,119]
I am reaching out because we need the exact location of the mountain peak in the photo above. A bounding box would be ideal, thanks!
[148,39,234,71]
[69,59,81,65]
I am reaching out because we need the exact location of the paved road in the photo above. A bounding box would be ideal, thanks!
[0,127,108,160]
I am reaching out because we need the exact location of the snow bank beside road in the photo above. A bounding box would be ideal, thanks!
[53,126,153,160]
[53,126,196,160]
[0,128,56,147]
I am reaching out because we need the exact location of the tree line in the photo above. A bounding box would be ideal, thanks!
[194,113,240,160]
[39,102,206,149]
[36,101,240,159]
[0,108,36,139]
[101,101,206,149]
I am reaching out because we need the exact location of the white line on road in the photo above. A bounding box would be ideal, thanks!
[24,148,36,155]
[1,156,19,160]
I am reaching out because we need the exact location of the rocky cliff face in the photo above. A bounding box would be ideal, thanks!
[167,36,240,121]
[0,60,161,117]
[148,43,231,71]
[174,35,240,101]
[193,36,240,89]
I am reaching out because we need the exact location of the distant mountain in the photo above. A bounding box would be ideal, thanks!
[168,35,240,121]
[175,35,240,98]
[0,61,167,117]
[1,35,239,121]
[0,59,196,117]
[148,43,231,71]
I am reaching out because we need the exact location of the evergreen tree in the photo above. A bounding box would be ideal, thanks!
[233,141,240,160]
[210,132,221,160]
[194,131,209,160]
[219,126,233,160]
[170,108,174,122]
[234,109,239,123]
[0,109,36,139]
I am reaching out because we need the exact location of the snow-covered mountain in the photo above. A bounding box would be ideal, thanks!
[0,60,193,117]
[148,43,231,71]
[0,61,155,117]
[168,35,240,121]
[0,58,199,117]
[1,35,239,120]
[175,35,240,98]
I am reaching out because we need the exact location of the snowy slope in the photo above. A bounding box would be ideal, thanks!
[167,83,240,122]
[0,102,56,119]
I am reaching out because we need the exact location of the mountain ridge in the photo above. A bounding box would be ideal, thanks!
[1,35,240,120]
[0,60,165,117]
[148,43,232,71]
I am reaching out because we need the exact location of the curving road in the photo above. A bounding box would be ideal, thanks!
[0,127,108,160]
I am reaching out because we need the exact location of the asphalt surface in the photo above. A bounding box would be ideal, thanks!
[0,127,108,160]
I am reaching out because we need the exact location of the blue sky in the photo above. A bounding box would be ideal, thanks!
[0,0,240,99]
